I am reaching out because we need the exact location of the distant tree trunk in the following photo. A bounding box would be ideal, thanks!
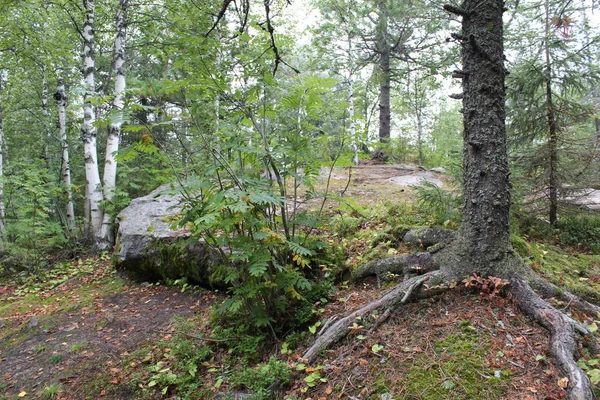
[81,0,104,244]
[416,109,423,166]
[544,3,558,225]
[56,77,75,233]
[100,0,129,248]
[41,73,52,169]
[377,0,391,144]
[347,34,359,166]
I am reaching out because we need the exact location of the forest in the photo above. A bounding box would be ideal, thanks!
[1,0,600,399]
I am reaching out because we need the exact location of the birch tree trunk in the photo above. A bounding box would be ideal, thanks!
[377,0,391,144]
[81,0,104,244]
[347,34,359,167]
[42,73,52,169]
[56,77,75,233]
[100,0,129,248]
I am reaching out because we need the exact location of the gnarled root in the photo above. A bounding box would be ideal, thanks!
[403,227,455,248]
[352,252,439,281]
[511,277,598,400]
[302,270,449,363]
[531,276,600,318]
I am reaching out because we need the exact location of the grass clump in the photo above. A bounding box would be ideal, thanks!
[41,384,61,399]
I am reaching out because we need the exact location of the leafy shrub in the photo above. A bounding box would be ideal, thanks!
[228,357,291,399]
[176,76,345,334]
[557,214,600,252]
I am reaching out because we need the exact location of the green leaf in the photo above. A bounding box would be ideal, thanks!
[372,344,384,354]
[441,380,457,391]
[588,369,600,385]
[587,322,598,333]
[296,363,306,371]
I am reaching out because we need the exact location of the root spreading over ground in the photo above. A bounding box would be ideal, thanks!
[303,228,600,400]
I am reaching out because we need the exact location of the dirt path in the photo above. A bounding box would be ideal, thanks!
[0,260,216,399]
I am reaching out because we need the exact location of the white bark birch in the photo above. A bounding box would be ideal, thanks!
[56,77,75,232]
[346,34,359,167]
[81,0,104,243]
[100,0,129,247]
[42,73,52,169]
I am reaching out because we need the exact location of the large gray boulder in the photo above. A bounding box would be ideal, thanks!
[114,184,225,287]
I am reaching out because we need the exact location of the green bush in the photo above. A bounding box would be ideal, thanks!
[557,214,600,253]
[228,357,291,399]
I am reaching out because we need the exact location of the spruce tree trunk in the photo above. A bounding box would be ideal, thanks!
[377,0,391,144]
[100,0,129,248]
[416,108,423,166]
[81,0,104,243]
[56,78,75,233]
[544,3,558,225]
[441,0,516,278]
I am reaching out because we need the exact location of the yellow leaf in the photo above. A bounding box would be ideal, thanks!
[557,377,569,388]
[18,392,27,397]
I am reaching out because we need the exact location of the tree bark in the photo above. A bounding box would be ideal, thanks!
[439,0,517,278]
[100,0,129,249]
[81,0,104,244]
[41,73,52,169]
[544,2,558,225]
[377,0,391,144]
[56,77,75,233]
[347,34,359,167]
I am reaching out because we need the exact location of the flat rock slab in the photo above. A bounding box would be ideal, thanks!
[388,171,444,187]
[566,189,600,210]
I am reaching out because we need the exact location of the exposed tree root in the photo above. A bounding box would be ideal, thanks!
[402,227,455,248]
[511,277,598,400]
[308,226,600,398]
[352,252,439,281]
[531,276,600,318]
[301,270,449,363]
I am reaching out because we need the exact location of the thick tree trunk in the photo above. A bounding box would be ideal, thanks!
[56,78,75,233]
[438,0,518,278]
[100,0,129,249]
[81,0,104,244]
[377,0,391,144]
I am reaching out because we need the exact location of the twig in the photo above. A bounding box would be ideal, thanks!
[506,359,525,369]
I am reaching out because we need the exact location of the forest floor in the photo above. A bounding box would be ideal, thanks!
[1,163,598,399]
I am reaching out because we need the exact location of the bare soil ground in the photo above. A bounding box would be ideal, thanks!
[0,164,584,399]
[0,260,217,399]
